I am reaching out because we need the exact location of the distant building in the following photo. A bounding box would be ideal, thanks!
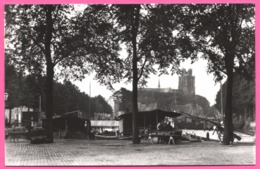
[5,106,34,127]
[178,68,195,95]
[112,68,201,118]
[139,68,195,95]
[139,87,178,93]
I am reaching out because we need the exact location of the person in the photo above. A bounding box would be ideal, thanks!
[157,120,163,143]
[148,125,152,132]
[165,122,173,131]
[171,120,175,129]
[206,132,210,141]
[213,125,223,142]
[162,121,167,131]
[157,121,162,130]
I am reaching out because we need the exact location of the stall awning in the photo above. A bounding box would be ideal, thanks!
[91,120,119,127]
[117,109,182,120]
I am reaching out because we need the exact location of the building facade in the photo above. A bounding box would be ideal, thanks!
[112,68,198,117]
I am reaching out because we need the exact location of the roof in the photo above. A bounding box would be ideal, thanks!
[91,120,119,127]
[43,114,89,122]
[64,110,81,115]
[117,109,182,120]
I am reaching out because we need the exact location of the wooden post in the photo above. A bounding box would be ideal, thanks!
[65,119,68,138]
[144,113,146,130]
[156,110,158,125]
[9,108,12,125]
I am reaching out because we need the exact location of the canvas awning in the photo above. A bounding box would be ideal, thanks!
[117,109,182,120]
[91,120,119,127]
[115,109,182,135]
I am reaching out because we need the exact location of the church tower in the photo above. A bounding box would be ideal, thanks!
[178,69,195,95]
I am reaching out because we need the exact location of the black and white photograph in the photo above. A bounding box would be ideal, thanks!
[4,4,256,166]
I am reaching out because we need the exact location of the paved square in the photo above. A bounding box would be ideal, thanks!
[5,139,255,166]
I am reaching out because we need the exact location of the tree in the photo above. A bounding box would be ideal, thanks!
[52,81,113,118]
[111,4,195,144]
[5,56,24,126]
[5,5,120,142]
[91,95,113,117]
[6,53,113,121]
[215,73,255,121]
[72,5,122,87]
[5,5,76,142]
[113,88,133,113]
[182,4,255,144]
[5,55,23,110]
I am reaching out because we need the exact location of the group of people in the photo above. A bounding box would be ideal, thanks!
[157,120,174,131]
[156,120,175,144]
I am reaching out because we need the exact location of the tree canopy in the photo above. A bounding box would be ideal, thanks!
[179,4,255,144]
[5,5,120,142]
[215,73,255,120]
[5,62,113,119]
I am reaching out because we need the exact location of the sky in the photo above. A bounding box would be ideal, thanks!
[73,58,225,106]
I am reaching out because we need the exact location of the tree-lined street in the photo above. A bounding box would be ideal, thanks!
[5,4,255,146]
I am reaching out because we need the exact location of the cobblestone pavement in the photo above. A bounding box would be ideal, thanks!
[5,139,255,166]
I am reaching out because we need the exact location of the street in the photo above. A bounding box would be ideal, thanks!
[5,139,255,166]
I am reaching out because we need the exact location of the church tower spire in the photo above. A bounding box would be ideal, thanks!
[158,78,160,88]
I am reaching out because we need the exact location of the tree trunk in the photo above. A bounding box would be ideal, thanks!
[45,65,54,142]
[9,108,12,125]
[223,55,234,145]
[44,6,54,143]
[222,5,239,144]
[132,59,139,143]
[132,5,141,144]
